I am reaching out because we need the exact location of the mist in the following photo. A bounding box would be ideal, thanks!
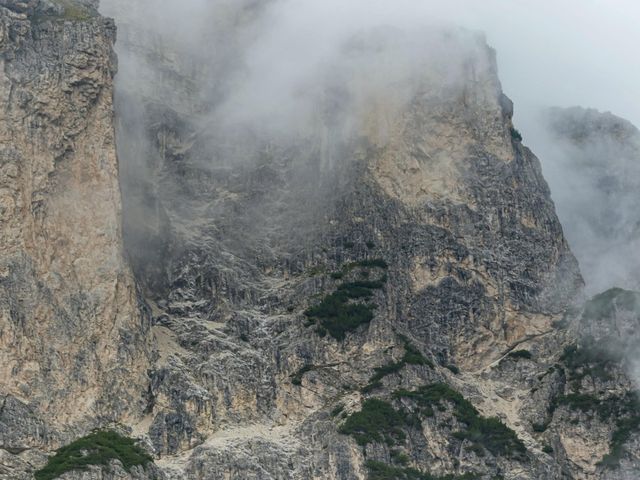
[98,0,640,295]
[93,0,640,468]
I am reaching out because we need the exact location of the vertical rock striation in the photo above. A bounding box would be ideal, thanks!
[0,1,152,477]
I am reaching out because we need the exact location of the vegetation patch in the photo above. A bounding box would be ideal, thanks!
[532,422,548,433]
[555,393,604,416]
[394,384,526,459]
[551,387,640,469]
[307,265,327,276]
[444,365,460,375]
[507,350,533,361]
[34,430,152,480]
[290,365,316,386]
[331,404,345,417]
[560,342,618,390]
[305,261,388,340]
[363,338,432,392]
[338,399,408,446]
[510,127,523,142]
[366,460,478,480]
[600,407,640,469]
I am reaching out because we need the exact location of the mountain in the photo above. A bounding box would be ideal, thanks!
[1,1,639,479]
[541,106,640,294]
[0,1,154,478]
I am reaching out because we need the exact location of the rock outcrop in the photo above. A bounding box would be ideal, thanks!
[1,1,639,479]
[0,1,152,478]
[101,1,591,478]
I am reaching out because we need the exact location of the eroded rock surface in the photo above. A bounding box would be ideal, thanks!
[0,1,152,477]
[1,1,639,479]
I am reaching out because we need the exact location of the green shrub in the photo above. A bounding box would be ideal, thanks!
[305,288,376,340]
[453,417,526,459]
[532,422,548,433]
[390,449,410,465]
[362,381,383,394]
[394,385,526,459]
[291,365,315,386]
[445,365,460,375]
[337,281,385,297]
[363,339,432,392]
[552,389,640,469]
[510,127,523,142]
[599,411,640,469]
[560,343,617,389]
[368,361,404,386]
[330,271,344,280]
[305,267,388,340]
[34,431,152,480]
[508,350,533,361]
[401,340,432,367]
[581,393,640,469]
[331,404,345,417]
[542,445,553,454]
[555,393,604,416]
[366,241,376,249]
[339,399,407,446]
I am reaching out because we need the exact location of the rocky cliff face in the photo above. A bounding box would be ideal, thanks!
[0,1,152,478]
[1,1,640,479]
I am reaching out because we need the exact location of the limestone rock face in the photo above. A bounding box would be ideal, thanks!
[0,1,152,476]
[55,462,163,480]
[1,1,639,479]
[98,1,596,478]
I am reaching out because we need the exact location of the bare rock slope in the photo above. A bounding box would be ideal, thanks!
[1,1,640,479]
[0,1,153,478]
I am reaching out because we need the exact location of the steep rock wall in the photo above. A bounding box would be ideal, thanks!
[0,1,152,477]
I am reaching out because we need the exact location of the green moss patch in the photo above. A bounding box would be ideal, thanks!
[34,430,152,480]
